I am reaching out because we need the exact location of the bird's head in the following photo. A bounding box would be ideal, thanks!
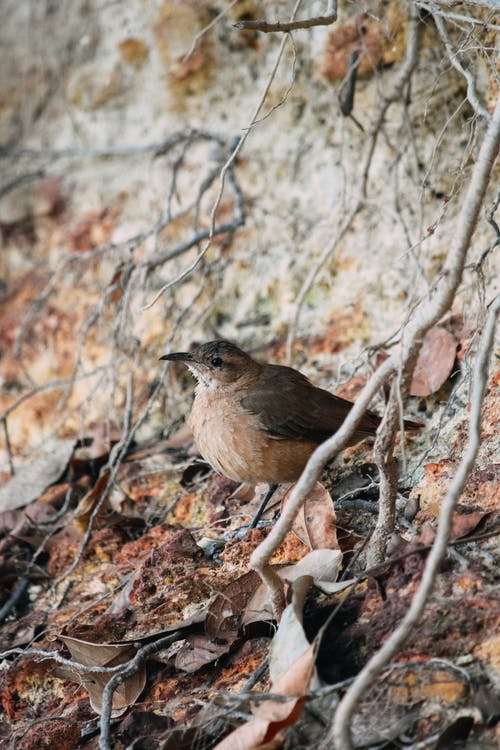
[160,340,259,388]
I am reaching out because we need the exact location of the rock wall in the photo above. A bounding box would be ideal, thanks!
[0,0,498,461]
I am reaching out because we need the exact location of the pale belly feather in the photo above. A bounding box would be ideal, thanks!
[189,388,265,483]
[188,385,317,484]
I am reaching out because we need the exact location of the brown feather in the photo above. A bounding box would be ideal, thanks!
[240,364,381,444]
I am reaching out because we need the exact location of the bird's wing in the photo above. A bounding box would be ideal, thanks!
[240,364,381,443]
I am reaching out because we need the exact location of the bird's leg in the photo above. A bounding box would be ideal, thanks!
[248,484,279,529]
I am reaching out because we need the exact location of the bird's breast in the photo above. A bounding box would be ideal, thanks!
[188,387,317,484]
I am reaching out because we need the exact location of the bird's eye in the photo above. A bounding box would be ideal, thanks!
[211,356,223,367]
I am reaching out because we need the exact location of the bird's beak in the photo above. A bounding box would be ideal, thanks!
[159,351,193,362]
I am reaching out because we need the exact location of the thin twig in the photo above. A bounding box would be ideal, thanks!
[183,0,239,61]
[431,12,491,121]
[417,1,500,32]
[0,365,109,422]
[474,184,500,268]
[0,646,131,674]
[0,579,29,624]
[144,217,245,270]
[2,418,15,476]
[234,0,337,32]
[0,168,47,200]
[0,133,201,160]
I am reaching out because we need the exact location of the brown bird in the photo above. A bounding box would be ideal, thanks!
[161,340,419,491]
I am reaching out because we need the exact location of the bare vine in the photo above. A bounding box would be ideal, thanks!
[251,90,500,614]
[329,292,500,750]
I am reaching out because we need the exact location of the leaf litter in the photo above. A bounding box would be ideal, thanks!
[0,380,498,749]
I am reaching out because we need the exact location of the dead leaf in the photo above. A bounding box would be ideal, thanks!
[0,439,75,512]
[290,549,343,588]
[450,510,490,540]
[175,634,236,672]
[269,576,319,687]
[206,570,261,639]
[0,610,47,650]
[282,482,338,550]
[213,641,316,750]
[242,549,344,626]
[57,635,145,717]
[410,326,457,397]
[73,470,115,531]
[230,482,269,503]
[0,495,73,550]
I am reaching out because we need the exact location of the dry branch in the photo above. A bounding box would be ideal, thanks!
[366,88,500,565]
[98,632,182,750]
[234,1,337,32]
[329,293,500,750]
[431,10,491,121]
[251,89,500,618]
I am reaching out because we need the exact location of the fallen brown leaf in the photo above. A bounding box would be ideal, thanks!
[175,633,236,672]
[450,510,491,540]
[206,570,261,639]
[268,576,318,687]
[213,643,316,750]
[73,470,114,531]
[57,635,146,717]
[281,482,338,550]
[410,326,457,397]
[242,549,345,627]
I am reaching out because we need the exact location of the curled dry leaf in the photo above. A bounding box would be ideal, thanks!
[213,639,316,750]
[281,482,338,551]
[0,438,75,512]
[268,576,319,687]
[206,570,261,639]
[57,635,146,717]
[242,549,344,627]
[450,510,490,540]
[73,470,115,531]
[0,610,47,651]
[174,633,236,673]
[410,326,458,397]
[0,492,74,549]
